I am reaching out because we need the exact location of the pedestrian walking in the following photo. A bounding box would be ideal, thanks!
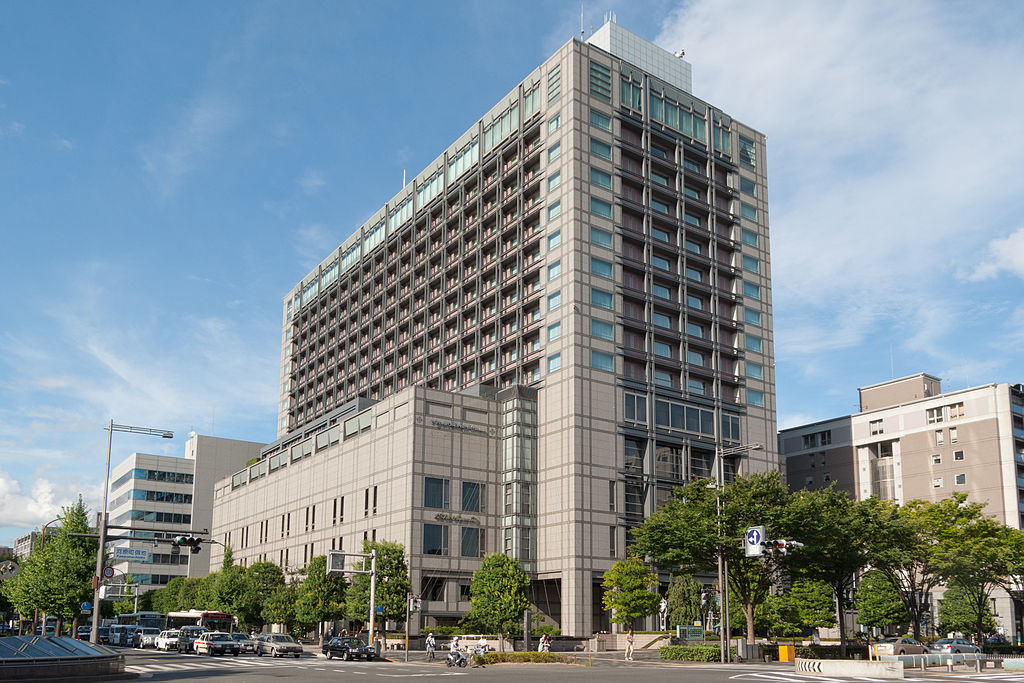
[625,629,634,661]
[542,633,551,652]
[425,632,436,660]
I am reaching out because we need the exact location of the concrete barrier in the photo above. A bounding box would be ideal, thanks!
[795,657,904,679]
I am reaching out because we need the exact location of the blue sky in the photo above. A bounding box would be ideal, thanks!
[2,0,1023,545]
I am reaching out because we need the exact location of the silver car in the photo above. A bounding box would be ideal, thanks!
[230,632,256,653]
[256,633,303,658]
[932,638,981,653]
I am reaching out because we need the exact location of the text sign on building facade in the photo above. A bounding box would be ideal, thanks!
[113,547,152,563]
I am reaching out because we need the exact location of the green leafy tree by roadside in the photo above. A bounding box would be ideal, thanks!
[601,555,660,628]
[463,553,530,650]
[855,569,909,631]
[112,575,137,615]
[294,556,347,646]
[263,582,299,634]
[633,471,792,644]
[938,582,996,636]
[789,578,836,633]
[344,540,410,627]
[665,574,705,630]
[243,561,286,631]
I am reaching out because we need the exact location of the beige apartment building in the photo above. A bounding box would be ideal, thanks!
[213,21,779,637]
[782,373,1024,639]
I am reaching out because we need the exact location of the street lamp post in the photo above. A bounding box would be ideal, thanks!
[712,441,763,664]
[89,420,173,644]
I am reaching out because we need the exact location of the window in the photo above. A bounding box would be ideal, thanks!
[956,473,967,486]
[423,524,449,555]
[740,177,756,196]
[932,454,941,465]
[548,201,561,220]
[654,369,675,388]
[954,450,964,461]
[590,107,612,131]
[685,267,702,283]
[950,427,958,443]
[741,229,758,247]
[590,138,612,160]
[651,171,671,188]
[683,186,701,200]
[625,393,647,422]
[548,172,561,192]
[590,197,613,218]
[742,255,759,273]
[462,482,481,512]
[684,239,702,255]
[424,477,450,509]
[652,283,672,300]
[653,341,673,358]
[738,135,756,169]
[932,477,943,488]
[548,142,561,162]
[684,213,702,228]
[547,113,560,134]
[460,527,480,557]
[870,419,884,436]
[548,260,561,279]
[591,319,614,340]
[547,353,562,372]
[743,282,761,300]
[652,311,673,329]
[652,255,671,271]
[744,308,762,326]
[651,199,671,215]
[547,291,561,310]
[589,61,611,103]
[592,350,614,371]
[686,322,704,338]
[746,336,763,353]
[748,389,765,407]
[591,167,612,189]
[548,63,561,103]
[547,322,561,341]
[949,402,965,419]
[609,526,617,557]
[683,158,702,174]
[688,378,706,396]
[591,288,613,309]
[651,226,671,242]
[591,257,613,278]
[741,203,757,221]
[591,226,612,247]
[746,362,763,380]
[548,230,561,250]
[926,407,944,424]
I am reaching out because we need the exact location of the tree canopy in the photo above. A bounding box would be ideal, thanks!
[463,553,530,646]
[601,555,660,626]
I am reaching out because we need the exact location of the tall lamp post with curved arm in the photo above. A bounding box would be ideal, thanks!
[709,441,763,664]
[90,420,173,645]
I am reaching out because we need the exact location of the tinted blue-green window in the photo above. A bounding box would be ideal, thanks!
[548,291,561,310]
[746,362,764,380]
[651,171,671,187]
[653,341,673,358]
[548,230,561,250]
[591,288,614,309]
[547,114,560,134]
[684,213,702,228]
[684,239,701,255]
[654,370,674,388]
[687,379,706,396]
[652,283,672,300]
[684,186,701,200]
[592,350,614,372]
[591,167,612,189]
[652,227,671,243]
[686,322,703,338]
[652,199,671,215]
[591,319,614,340]
[744,309,762,326]
[548,172,561,191]
[548,260,561,279]
[743,282,760,300]
[590,108,612,131]
[547,353,562,372]
[591,227,613,248]
[742,255,759,273]
[652,255,671,271]
[740,177,756,196]
[590,138,612,160]
[748,389,765,407]
[741,203,757,221]
[591,197,612,218]
[741,229,758,247]
[652,312,672,329]
[686,294,703,310]
[548,201,561,220]
[687,350,704,366]
[548,322,561,341]
[548,143,561,162]
[746,336,763,353]
[685,267,702,282]
[591,257,613,279]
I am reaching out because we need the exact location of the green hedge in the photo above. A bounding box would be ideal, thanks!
[660,645,735,662]
[478,652,568,665]
[985,645,1023,655]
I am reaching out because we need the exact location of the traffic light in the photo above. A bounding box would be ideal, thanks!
[760,539,804,555]
[172,536,204,553]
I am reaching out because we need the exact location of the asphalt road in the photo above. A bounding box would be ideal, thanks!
[122,647,1017,682]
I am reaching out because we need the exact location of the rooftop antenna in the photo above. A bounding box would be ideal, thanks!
[580,2,584,38]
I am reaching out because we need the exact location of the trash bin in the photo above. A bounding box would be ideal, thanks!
[779,645,795,662]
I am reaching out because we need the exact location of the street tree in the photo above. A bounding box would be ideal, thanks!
[601,555,660,628]
[41,498,96,632]
[854,570,909,632]
[938,582,996,636]
[263,582,299,633]
[241,561,286,631]
[633,471,792,643]
[464,553,530,649]
[784,486,873,656]
[112,575,137,615]
[789,578,836,634]
[344,540,411,628]
[294,556,347,646]
[665,574,705,630]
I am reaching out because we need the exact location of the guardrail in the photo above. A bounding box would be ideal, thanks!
[878,653,1003,673]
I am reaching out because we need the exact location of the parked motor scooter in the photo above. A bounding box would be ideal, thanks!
[446,648,468,667]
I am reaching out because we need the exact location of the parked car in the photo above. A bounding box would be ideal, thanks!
[96,627,111,644]
[932,638,981,654]
[177,626,208,653]
[322,636,375,661]
[135,627,162,648]
[107,625,127,646]
[229,632,256,653]
[874,637,929,655]
[988,634,1010,646]
[75,626,91,640]
[194,631,241,656]
[155,630,180,651]
[256,633,303,658]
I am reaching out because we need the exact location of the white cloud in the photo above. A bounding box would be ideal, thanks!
[964,227,1024,281]
[139,94,239,199]
[297,168,326,195]
[0,121,24,138]
[49,137,74,151]
[0,468,100,531]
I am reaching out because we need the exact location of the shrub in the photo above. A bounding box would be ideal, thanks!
[660,645,734,662]
[985,645,1022,655]
[478,651,568,665]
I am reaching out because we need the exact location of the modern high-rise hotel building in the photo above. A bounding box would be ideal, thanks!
[212,22,779,636]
